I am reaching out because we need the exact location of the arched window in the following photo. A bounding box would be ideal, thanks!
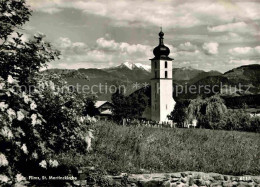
[155,71,157,78]
[165,71,168,78]
[165,61,167,68]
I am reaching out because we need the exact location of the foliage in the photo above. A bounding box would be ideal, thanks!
[83,97,100,117]
[0,0,92,185]
[169,95,260,132]
[168,99,190,127]
[82,121,260,176]
[111,87,149,122]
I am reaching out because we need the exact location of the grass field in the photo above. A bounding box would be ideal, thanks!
[62,121,260,176]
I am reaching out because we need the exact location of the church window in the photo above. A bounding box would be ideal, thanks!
[165,71,168,78]
[154,61,157,69]
[155,71,157,78]
[165,61,167,68]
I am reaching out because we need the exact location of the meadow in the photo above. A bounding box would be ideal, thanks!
[63,121,260,176]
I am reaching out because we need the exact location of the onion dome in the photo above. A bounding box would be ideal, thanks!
[151,28,173,60]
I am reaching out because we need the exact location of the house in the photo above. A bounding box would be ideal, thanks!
[95,101,113,120]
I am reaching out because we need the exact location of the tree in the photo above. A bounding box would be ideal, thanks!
[0,1,92,185]
[168,99,190,127]
[83,97,99,117]
[111,88,128,122]
[187,95,228,129]
[111,87,149,122]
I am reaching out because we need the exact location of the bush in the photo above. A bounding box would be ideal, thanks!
[0,1,93,185]
[169,95,260,132]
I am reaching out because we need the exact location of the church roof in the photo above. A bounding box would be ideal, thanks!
[151,28,173,61]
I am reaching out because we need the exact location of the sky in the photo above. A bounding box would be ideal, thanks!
[23,0,260,72]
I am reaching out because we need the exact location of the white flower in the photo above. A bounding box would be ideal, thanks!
[32,152,38,159]
[30,102,37,110]
[0,153,8,167]
[7,108,16,121]
[36,119,42,125]
[7,75,17,84]
[31,114,37,126]
[0,102,8,112]
[1,126,13,139]
[21,144,28,154]
[0,175,9,183]
[17,110,25,121]
[39,160,47,169]
[16,173,26,183]
[22,92,30,104]
[49,159,59,168]
[49,81,55,90]
[0,82,4,90]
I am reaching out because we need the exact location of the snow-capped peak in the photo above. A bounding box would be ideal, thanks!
[134,63,151,72]
[120,62,135,70]
[117,62,151,72]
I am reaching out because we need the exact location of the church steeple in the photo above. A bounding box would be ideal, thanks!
[151,28,173,60]
[150,29,176,123]
[159,27,164,45]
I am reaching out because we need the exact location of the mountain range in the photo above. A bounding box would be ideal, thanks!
[43,62,260,100]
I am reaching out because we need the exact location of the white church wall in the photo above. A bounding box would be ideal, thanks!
[159,79,176,122]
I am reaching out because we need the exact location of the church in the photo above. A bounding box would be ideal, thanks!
[150,29,176,123]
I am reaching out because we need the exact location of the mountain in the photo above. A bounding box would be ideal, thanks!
[172,67,222,84]
[223,64,260,86]
[104,62,151,83]
[113,62,151,72]
[186,64,260,98]
[43,63,260,101]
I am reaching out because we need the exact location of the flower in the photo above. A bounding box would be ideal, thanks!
[49,80,55,90]
[49,159,59,168]
[21,144,28,154]
[7,108,16,121]
[16,174,26,183]
[36,119,42,125]
[1,126,13,139]
[17,110,25,121]
[31,114,37,126]
[0,82,4,90]
[22,92,30,104]
[0,153,8,167]
[32,152,38,159]
[7,75,15,84]
[0,175,9,183]
[0,102,8,112]
[30,102,37,110]
[39,160,47,169]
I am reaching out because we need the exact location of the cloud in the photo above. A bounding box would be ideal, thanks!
[208,22,247,32]
[202,42,219,55]
[228,46,260,55]
[178,42,197,52]
[207,22,259,35]
[228,59,260,65]
[229,47,253,55]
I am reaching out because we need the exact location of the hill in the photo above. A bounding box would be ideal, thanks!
[43,63,260,101]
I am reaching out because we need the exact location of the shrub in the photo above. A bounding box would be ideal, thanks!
[0,1,93,185]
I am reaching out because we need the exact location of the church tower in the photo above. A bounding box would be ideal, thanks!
[150,29,176,123]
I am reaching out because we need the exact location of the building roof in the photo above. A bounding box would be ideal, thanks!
[150,56,173,61]
[95,101,112,108]
[151,28,173,60]
[100,109,112,115]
